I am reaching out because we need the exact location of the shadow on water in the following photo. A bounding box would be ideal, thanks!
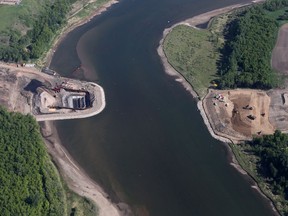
[50,0,278,215]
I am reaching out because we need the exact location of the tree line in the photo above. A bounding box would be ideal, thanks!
[0,0,73,62]
[249,130,288,215]
[0,107,65,215]
[263,0,288,11]
[218,0,288,89]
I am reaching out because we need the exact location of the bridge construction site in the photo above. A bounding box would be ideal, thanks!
[0,63,105,121]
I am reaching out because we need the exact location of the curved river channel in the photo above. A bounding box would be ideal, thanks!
[50,0,277,215]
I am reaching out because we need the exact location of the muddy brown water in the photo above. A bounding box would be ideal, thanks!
[50,0,278,215]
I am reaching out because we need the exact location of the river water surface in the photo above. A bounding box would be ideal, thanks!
[50,0,277,215]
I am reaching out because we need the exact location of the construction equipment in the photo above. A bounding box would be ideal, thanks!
[247,115,256,120]
[51,83,62,93]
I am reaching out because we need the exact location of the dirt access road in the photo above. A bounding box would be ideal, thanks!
[272,23,288,76]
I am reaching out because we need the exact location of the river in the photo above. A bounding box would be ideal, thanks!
[50,0,277,215]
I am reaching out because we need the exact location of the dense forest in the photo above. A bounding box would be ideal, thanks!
[0,0,73,62]
[249,130,288,213]
[0,107,66,215]
[218,0,288,89]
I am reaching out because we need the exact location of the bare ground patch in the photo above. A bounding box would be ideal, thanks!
[272,24,288,74]
[203,89,274,142]
[268,89,288,132]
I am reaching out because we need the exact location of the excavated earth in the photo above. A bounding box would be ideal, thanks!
[203,23,288,143]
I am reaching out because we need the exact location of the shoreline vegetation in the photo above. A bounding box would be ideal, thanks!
[157,2,255,99]
[0,108,67,215]
[0,0,120,66]
[0,105,108,215]
[158,0,288,215]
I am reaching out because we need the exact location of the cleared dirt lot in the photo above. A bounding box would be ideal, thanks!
[203,89,275,142]
[268,89,288,132]
[0,67,34,114]
[271,23,288,74]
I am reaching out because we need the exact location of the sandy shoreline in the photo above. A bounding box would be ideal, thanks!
[41,121,132,216]
[157,1,279,215]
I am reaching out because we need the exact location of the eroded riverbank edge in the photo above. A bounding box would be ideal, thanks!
[157,1,280,215]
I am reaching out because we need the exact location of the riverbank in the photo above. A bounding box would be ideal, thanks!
[41,121,132,216]
[41,0,119,67]
[157,1,266,99]
[157,1,280,215]
[158,1,259,143]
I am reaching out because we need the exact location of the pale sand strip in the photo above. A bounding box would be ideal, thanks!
[157,1,279,215]
[41,121,132,216]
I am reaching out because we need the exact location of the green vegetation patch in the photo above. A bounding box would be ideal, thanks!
[219,6,279,89]
[219,0,288,89]
[65,186,99,216]
[0,0,113,63]
[163,25,220,98]
[0,108,66,215]
[164,0,288,97]
[0,0,73,62]
[0,107,99,216]
[233,131,288,215]
[264,0,288,23]
[0,0,48,33]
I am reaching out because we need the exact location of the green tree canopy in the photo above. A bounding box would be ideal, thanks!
[218,4,279,89]
[0,107,65,215]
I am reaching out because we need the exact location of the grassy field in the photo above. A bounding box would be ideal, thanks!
[0,0,48,33]
[163,14,231,98]
[163,12,233,98]
[162,6,288,98]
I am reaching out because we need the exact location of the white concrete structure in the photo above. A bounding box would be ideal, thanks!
[0,0,21,5]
